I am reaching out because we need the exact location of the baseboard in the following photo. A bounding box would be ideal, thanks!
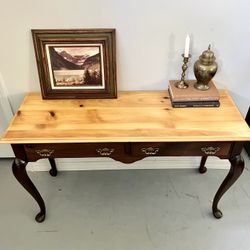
[27,156,230,172]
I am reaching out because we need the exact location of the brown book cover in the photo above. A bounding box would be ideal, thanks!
[171,101,220,108]
[169,80,220,102]
[168,89,220,108]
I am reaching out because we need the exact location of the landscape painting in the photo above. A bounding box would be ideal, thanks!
[32,29,116,99]
[46,44,105,89]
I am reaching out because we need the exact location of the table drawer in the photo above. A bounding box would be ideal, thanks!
[131,142,232,157]
[24,143,126,161]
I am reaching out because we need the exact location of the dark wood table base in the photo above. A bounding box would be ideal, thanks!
[11,141,245,223]
[199,155,244,219]
[12,158,46,223]
[48,158,58,177]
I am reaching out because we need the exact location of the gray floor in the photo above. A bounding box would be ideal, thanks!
[0,152,250,250]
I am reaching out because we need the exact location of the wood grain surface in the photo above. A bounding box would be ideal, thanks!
[1,91,250,143]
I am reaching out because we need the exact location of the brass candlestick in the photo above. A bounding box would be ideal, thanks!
[175,54,191,89]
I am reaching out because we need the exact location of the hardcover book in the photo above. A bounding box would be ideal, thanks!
[171,100,220,108]
[168,88,220,108]
[169,80,220,102]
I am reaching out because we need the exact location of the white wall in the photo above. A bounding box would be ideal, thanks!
[0,0,249,115]
[0,73,14,157]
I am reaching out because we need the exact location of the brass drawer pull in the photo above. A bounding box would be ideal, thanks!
[35,149,54,157]
[96,148,114,156]
[141,147,159,155]
[201,146,220,155]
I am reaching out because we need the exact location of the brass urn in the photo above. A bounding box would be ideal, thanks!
[193,45,218,90]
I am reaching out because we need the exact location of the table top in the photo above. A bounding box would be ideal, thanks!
[1,90,250,144]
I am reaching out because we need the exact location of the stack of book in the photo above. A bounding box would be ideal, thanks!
[168,80,220,108]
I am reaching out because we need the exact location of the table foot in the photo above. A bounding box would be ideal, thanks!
[35,212,46,223]
[199,156,208,174]
[213,208,223,219]
[12,158,46,223]
[48,158,58,177]
[212,154,244,219]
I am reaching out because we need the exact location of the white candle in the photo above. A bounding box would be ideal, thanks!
[184,35,190,57]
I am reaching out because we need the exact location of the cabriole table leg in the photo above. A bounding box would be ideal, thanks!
[48,158,58,177]
[212,155,244,219]
[12,158,46,223]
[199,156,208,173]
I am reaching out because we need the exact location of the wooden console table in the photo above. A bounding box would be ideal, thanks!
[1,91,250,222]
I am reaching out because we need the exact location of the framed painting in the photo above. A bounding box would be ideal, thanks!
[32,29,116,99]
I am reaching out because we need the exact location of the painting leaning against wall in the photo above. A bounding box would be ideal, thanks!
[32,29,117,99]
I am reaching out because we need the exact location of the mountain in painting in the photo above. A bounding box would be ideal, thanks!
[59,50,79,64]
[82,53,101,71]
[49,48,80,70]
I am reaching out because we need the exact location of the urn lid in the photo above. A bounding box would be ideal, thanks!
[199,45,216,65]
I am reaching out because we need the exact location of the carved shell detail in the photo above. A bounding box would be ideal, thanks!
[35,149,54,157]
[96,148,114,156]
[141,147,160,155]
[201,147,220,155]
